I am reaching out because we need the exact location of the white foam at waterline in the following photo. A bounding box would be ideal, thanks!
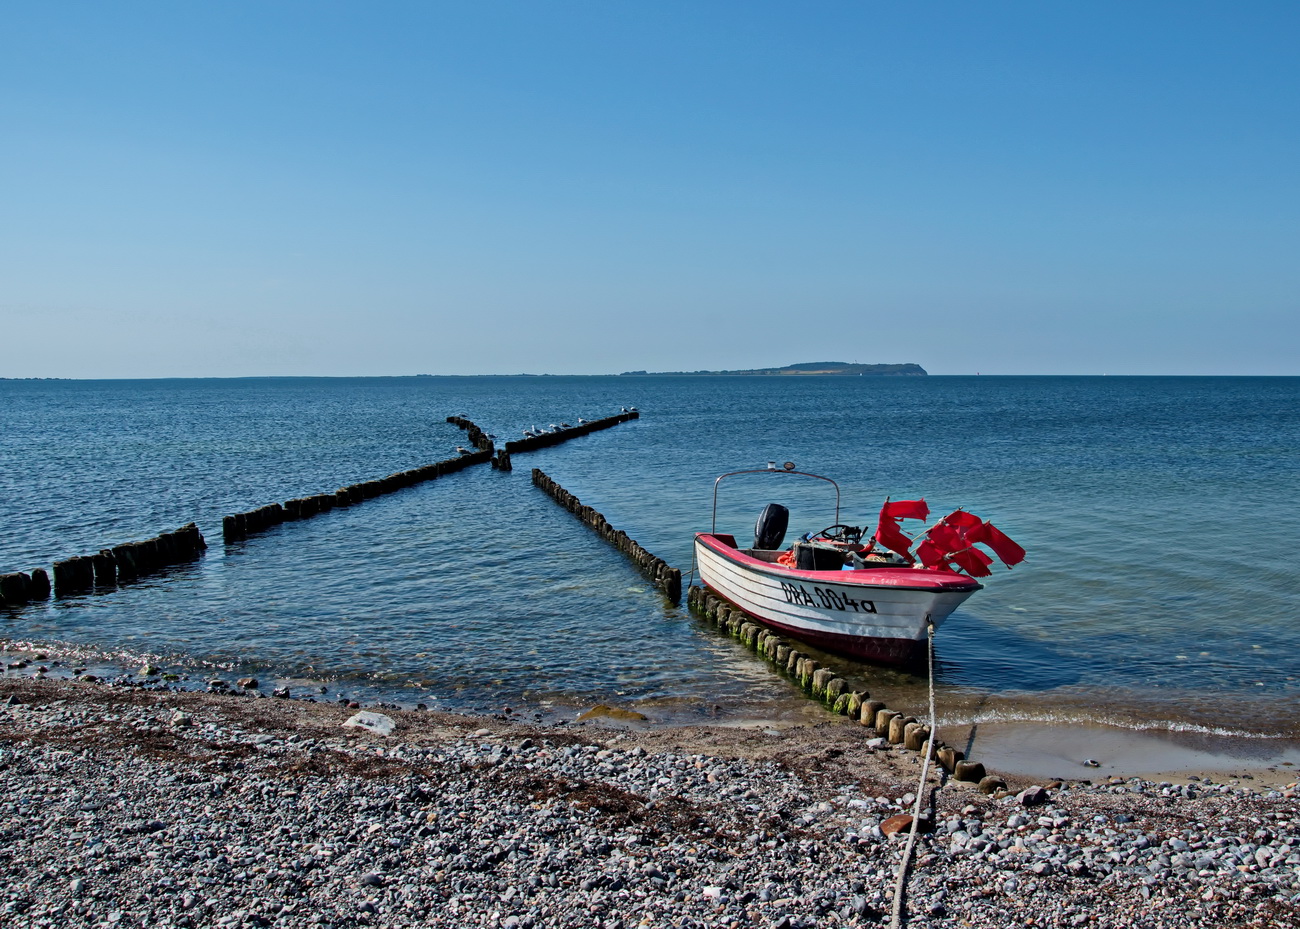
[937,707,1291,741]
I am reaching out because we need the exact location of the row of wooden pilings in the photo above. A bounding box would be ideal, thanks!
[531,469,682,604]
[687,584,988,783]
[221,409,642,543]
[448,416,512,471]
[222,449,493,542]
[505,411,639,454]
[0,568,50,607]
[0,523,208,607]
[5,411,639,605]
[223,411,641,544]
[446,416,495,453]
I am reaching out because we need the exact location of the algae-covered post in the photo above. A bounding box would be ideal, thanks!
[530,468,681,604]
[686,583,987,781]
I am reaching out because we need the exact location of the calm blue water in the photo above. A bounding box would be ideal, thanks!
[2,376,1298,739]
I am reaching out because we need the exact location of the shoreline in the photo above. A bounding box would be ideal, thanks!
[957,719,1300,790]
[5,641,1300,790]
[2,677,1298,928]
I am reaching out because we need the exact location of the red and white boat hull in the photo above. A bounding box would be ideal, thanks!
[695,533,981,665]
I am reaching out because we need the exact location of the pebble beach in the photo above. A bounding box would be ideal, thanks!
[3,677,1298,928]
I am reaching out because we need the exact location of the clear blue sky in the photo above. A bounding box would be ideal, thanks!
[3,1,1297,377]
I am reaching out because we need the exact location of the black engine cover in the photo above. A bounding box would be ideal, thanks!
[753,503,789,550]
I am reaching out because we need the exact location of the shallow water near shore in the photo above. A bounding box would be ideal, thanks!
[2,375,1299,772]
[956,719,1300,787]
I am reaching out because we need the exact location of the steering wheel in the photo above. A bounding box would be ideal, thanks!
[807,524,863,545]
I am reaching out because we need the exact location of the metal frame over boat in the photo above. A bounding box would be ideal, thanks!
[694,464,984,665]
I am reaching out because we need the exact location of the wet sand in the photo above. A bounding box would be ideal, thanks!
[952,719,1300,789]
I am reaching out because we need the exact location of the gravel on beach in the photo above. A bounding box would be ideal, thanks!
[2,678,1298,929]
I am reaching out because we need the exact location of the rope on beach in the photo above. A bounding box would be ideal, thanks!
[889,620,937,929]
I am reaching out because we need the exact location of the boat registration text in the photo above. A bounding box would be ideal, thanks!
[779,581,877,614]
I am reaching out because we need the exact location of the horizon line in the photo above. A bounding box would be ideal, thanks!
[4,373,1299,382]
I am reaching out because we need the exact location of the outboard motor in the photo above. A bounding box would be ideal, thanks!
[753,503,789,550]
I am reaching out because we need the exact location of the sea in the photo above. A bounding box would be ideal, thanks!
[2,375,1298,754]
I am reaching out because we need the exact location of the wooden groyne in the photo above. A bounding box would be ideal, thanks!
[446,415,495,453]
[531,469,682,604]
[0,568,50,608]
[0,523,208,606]
[447,415,512,471]
[5,412,637,604]
[58,524,207,595]
[505,411,638,455]
[222,449,493,543]
[687,584,989,785]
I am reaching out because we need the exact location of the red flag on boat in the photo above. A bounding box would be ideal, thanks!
[915,510,1025,576]
[914,538,948,568]
[874,517,914,560]
[881,498,930,522]
[977,521,1026,567]
[926,521,967,553]
[941,509,984,533]
[873,499,915,559]
[946,514,1025,568]
[947,547,994,577]
[874,501,1026,576]
[909,512,970,569]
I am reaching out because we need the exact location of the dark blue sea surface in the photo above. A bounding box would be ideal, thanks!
[2,376,1298,739]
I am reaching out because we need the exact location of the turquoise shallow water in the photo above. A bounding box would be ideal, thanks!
[1,375,1298,739]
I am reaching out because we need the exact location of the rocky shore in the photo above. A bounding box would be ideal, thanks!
[2,678,1298,928]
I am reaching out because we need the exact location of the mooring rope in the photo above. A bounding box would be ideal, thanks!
[888,619,937,929]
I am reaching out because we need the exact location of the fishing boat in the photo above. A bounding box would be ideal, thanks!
[693,463,1024,665]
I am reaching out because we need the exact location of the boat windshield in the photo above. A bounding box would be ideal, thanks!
[710,464,840,535]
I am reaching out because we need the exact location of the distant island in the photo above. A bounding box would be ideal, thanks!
[620,361,927,376]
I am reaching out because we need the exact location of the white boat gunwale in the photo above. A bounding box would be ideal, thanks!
[695,533,983,593]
